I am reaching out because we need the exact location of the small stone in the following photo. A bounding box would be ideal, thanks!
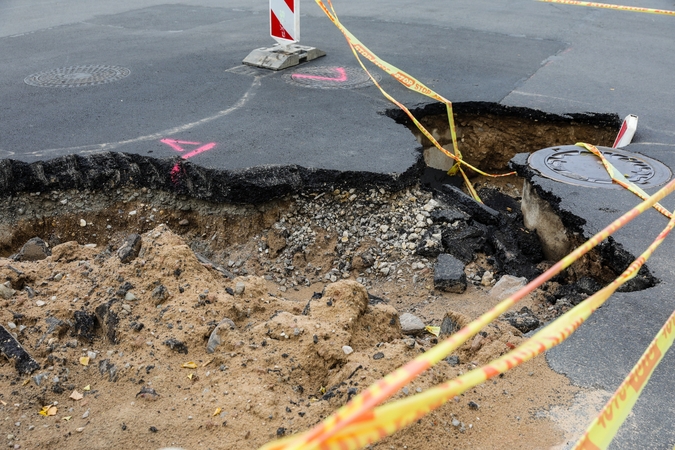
[372,352,384,360]
[399,313,425,336]
[136,387,160,401]
[179,219,189,226]
[234,282,246,295]
[7,322,16,329]
[342,345,354,355]
[151,284,170,305]
[0,283,15,300]
[76,427,85,433]
[117,234,142,264]
[82,409,90,419]
[206,318,236,354]
[79,219,86,227]
[481,271,494,287]
[445,355,460,367]
[163,338,188,354]
[128,210,137,216]
[468,401,479,410]
[35,300,46,307]
[124,292,137,302]
[452,418,461,427]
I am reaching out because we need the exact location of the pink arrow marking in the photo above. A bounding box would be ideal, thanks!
[291,67,347,82]
[161,138,218,184]
[160,138,216,160]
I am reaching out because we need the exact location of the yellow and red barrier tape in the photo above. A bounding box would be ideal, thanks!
[538,0,675,16]
[257,2,675,448]
[573,308,675,449]
[314,0,514,202]
[283,203,675,448]
[260,173,675,450]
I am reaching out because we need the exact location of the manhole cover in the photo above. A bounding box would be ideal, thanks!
[528,145,671,189]
[24,65,131,87]
[284,66,378,89]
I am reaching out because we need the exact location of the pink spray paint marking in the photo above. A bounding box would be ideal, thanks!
[161,138,217,184]
[291,67,348,82]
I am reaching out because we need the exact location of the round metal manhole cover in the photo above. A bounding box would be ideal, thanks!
[24,65,131,87]
[284,66,379,89]
[528,145,671,189]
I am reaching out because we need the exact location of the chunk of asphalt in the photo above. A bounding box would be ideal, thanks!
[434,253,467,293]
[117,234,142,264]
[435,184,500,225]
[0,325,40,374]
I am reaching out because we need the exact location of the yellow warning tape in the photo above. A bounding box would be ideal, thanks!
[314,0,514,202]
[304,216,675,447]
[539,0,675,16]
[259,173,675,450]
[255,1,675,448]
[573,308,675,449]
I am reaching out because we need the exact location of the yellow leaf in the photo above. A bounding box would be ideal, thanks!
[425,326,440,337]
[83,385,91,391]
[40,405,58,417]
[212,407,222,417]
[202,358,214,367]
[182,362,198,369]
[63,416,72,421]
[187,373,194,380]
[22,379,30,386]
[319,386,326,395]
[79,356,90,366]
[70,390,84,401]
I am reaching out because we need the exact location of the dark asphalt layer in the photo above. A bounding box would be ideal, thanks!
[2,1,675,448]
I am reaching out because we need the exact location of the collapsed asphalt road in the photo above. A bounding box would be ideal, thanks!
[2,1,675,448]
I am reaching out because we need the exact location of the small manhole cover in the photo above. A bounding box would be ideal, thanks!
[24,65,131,87]
[284,66,378,89]
[528,145,671,189]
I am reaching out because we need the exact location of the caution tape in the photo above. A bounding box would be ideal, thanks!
[255,1,675,448]
[573,308,675,449]
[314,0,514,202]
[538,0,675,16]
[577,143,673,219]
[260,172,675,450]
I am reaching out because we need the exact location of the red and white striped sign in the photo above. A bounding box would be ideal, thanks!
[270,0,299,44]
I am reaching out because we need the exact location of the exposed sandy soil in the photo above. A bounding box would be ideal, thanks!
[0,204,605,450]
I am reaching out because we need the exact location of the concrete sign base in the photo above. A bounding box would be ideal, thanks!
[243,44,325,70]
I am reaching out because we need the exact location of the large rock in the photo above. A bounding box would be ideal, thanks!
[434,253,467,293]
[13,237,50,261]
[490,275,527,299]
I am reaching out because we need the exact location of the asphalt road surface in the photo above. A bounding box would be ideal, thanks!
[1,1,675,448]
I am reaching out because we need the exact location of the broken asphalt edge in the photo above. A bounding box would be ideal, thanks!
[0,150,426,205]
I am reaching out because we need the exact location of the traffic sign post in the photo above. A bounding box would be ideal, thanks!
[243,0,325,70]
[270,0,300,45]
